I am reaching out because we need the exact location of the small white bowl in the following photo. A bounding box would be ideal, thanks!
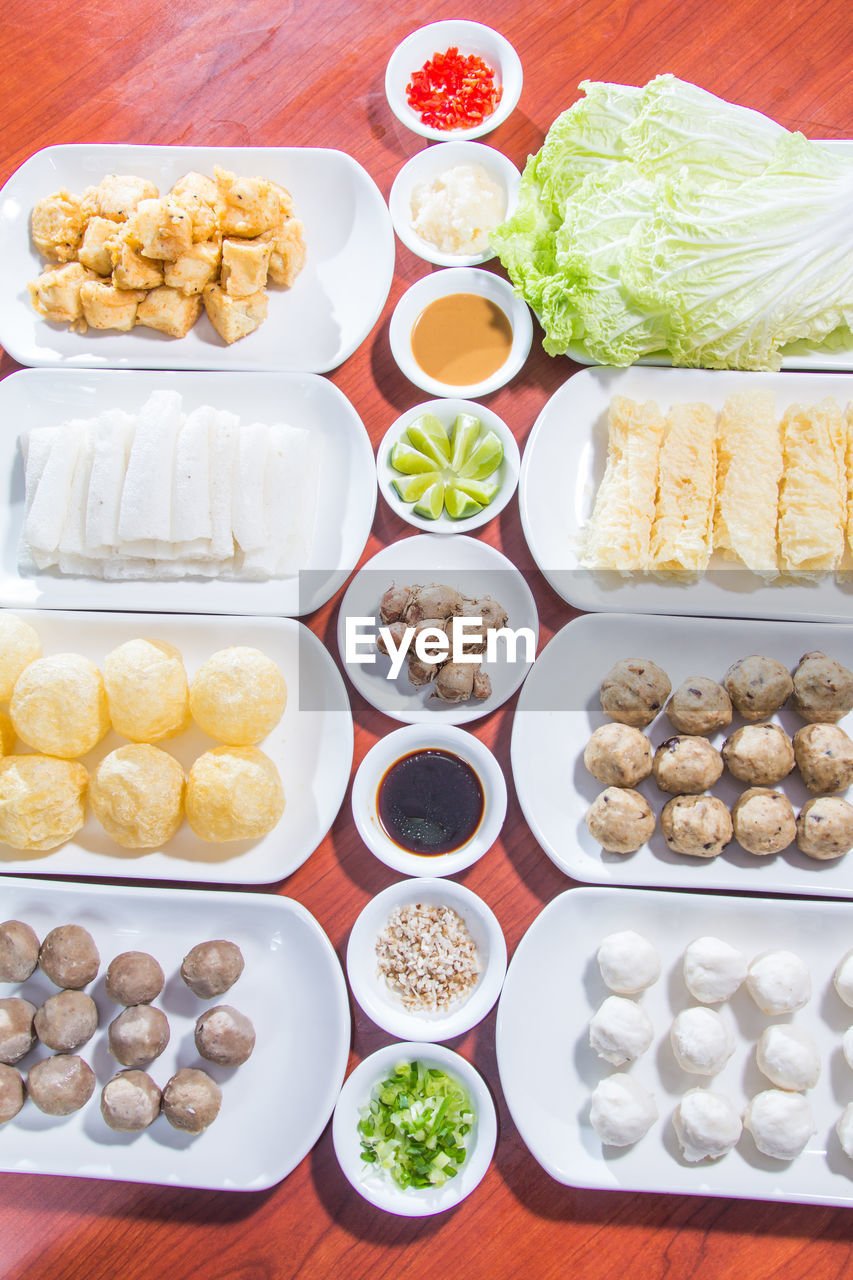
[389,267,532,398]
[332,1041,497,1216]
[385,21,522,142]
[389,141,521,267]
[377,397,520,535]
[351,723,507,877]
[346,877,507,1041]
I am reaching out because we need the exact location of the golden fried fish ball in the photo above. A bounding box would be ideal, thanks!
[0,756,88,851]
[103,638,190,743]
[89,744,185,849]
[10,652,109,758]
[0,614,42,701]
[185,746,284,842]
[0,713,15,757]
[189,646,286,745]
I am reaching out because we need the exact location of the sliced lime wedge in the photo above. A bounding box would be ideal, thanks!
[392,471,441,502]
[457,429,503,480]
[449,412,482,473]
[452,476,500,505]
[413,479,446,520]
[405,413,451,466]
[389,441,436,475]
[444,487,484,520]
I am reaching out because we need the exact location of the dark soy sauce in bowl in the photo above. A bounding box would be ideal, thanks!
[377,748,485,855]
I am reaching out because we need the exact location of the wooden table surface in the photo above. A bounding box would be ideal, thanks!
[2,0,853,1276]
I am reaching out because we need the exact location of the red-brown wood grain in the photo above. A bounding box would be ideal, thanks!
[2,0,853,1276]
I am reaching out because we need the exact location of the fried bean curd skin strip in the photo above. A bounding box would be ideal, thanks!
[650,401,716,572]
[581,396,665,571]
[778,398,846,576]
[713,389,781,578]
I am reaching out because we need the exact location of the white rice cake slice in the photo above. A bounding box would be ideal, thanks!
[650,401,716,573]
[172,404,215,557]
[580,396,665,572]
[232,422,271,554]
[714,389,781,577]
[207,409,239,563]
[117,389,182,547]
[778,397,846,575]
[84,408,135,556]
[24,420,91,560]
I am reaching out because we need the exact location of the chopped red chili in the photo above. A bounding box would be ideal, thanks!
[406,46,502,130]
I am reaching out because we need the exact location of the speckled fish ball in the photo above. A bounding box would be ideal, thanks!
[162,1067,222,1134]
[105,951,165,1006]
[0,756,88,852]
[100,1070,162,1132]
[39,924,99,989]
[596,930,661,995]
[103,637,190,743]
[0,919,40,982]
[0,614,41,700]
[108,1004,170,1068]
[796,796,853,860]
[792,651,853,723]
[756,1024,820,1091]
[194,1004,255,1066]
[665,677,732,736]
[670,1006,735,1076]
[722,723,795,786]
[660,794,733,859]
[585,787,655,854]
[833,949,853,1007]
[793,723,853,794]
[34,989,98,1052]
[0,997,36,1063]
[589,995,653,1066]
[652,735,723,795]
[682,936,747,1004]
[583,723,652,788]
[0,1064,24,1123]
[10,652,109,758]
[731,787,796,856]
[672,1089,742,1162]
[723,655,792,722]
[186,746,285,842]
[589,1072,657,1147]
[599,659,671,728]
[743,1089,815,1161]
[747,949,811,1014]
[27,1054,96,1116]
[89,744,185,848]
[180,939,244,999]
[189,646,287,745]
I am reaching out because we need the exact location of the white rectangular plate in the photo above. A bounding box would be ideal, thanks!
[497,885,853,1205]
[511,612,853,897]
[0,610,352,884]
[0,877,350,1191]
[519,366,853,620]
[0,143,394,372]
[0,367,376,616]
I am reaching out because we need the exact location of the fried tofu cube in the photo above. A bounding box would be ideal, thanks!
[203,282,268,344]
[82,174,159,222]
[111,240,165,290]
[30,190,85,262]
[80,279,145,331]
[214,166,283,237]
[136,285,202,337]
[77,216,119,275]
[169,171,218,242]
[261,216,306,287]
[127,198,194,261]
[163,237,222,294]
[28,262,99,328]
[221,237,271,298]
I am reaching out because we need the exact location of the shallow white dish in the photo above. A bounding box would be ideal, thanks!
[389,267,533,398]
[332,1040,497,1215]
[0,610,352,884]
[389,141,521,267]
[497,884,853,1206]
[0,876,350,1191]
[511,611,853,898]
[336,533,538,725]
[376,397,520,534]
[520,365,853,620]
[351,724,507,877]
[0,143,394,372]
[384,21,522,142]
[0,367,376,616]
[346,876,507,1039]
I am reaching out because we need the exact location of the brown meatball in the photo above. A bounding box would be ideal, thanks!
[792,651,853,723]
[105,952,165,1006]
[585,787,655,854]
[583,723,652,787]
[652,736,723,795]
[666,677,732,736]
[27,1054,95,1116]
[722,723,795,786]
[0,1064,24,1123]
[180,940,244,999]
[732,787,796,856]
[660,794,733,858]
[39,925,99,989]
[162,1067,222,1134]
[0,920,40,983]
[194,1005,255,1067]
[100,1070,162,1131]
[600,659,671,728]
[108,1004,170,1068]
[34,989,98,1052]
[793,724,853,794]
[0,997,36,1064]
[723,656,793,722]
[796,796,853,860]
